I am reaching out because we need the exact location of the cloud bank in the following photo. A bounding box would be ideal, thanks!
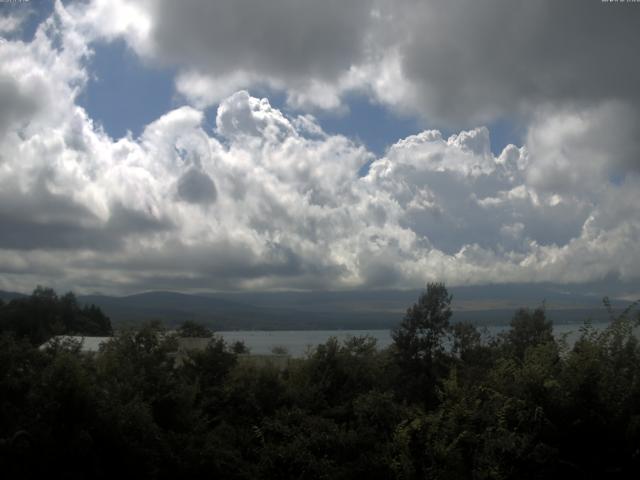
[0,1,638,294]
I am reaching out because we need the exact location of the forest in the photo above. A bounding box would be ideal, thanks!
[1,283,639,479]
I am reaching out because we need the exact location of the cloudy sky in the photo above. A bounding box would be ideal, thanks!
[0,0,639,296]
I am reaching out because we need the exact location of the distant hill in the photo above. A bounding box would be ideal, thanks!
[213,283,625,328]
[0,290,27,302]
[79,291,267,329]
[213,283,612,312]
[2,284,631,331]
[77,291,399,330]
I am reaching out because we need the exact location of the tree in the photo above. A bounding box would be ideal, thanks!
[451,321,494,384]
[177,320,212,338]
[0,287,111,344]
[271,345,289,355]
[231,340,249,354]
[451,321,482,362]
[391,282,452,406]
[503,306,554,361]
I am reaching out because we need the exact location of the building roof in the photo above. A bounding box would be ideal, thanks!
[39,335,112,353]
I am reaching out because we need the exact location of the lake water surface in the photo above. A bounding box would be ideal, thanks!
[218,322,611,357]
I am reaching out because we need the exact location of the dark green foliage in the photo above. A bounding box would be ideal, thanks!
[0,286,112,344]
[501,306,554,360]
[177,320,213,338]
[392,282,453,406]
[0,284,639,479]
[298,335,385,412]
[232,339,250,354]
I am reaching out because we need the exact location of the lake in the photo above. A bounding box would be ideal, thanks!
[217,322,612,357]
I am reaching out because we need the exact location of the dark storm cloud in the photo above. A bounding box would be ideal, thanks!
[105,202,174,238]
[0,187,106,250]
[73,239,348,292]
[176,167,217,205]
[0,186,172,251]
[400,0,640,125]
[134,0,640,171]
[147,0,373,81]
[138,1,640,119]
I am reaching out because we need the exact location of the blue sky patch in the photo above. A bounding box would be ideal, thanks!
[313,94,423,157]
[78,39,178,140]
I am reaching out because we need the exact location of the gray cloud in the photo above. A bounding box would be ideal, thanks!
[147,0,373,81]
[1,3,640,294]
[525,102,640,191]
[398,1,638,122]
[0,187,105,250]
[0,74,39,137]
[94,1,640,120]
[67,238,348,292]
[0,183,172,251]
[176,168,217,205]
[74,0,640,175]
[105,202,174,238]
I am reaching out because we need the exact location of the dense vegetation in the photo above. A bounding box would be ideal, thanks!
[0,286,112,344]
[1,284,639,479]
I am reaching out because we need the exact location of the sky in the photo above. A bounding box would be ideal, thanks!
[0,0,639,296]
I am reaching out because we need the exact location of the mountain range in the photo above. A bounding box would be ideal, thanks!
[1,284,633,330]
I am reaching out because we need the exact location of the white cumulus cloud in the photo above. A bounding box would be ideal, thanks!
[0,2,639,295]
